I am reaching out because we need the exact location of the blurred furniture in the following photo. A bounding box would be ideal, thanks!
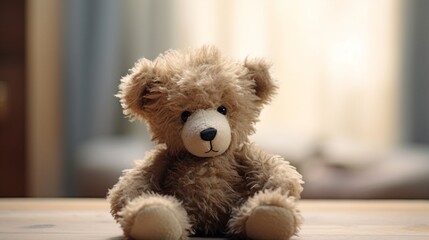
[1,198,428,239]
[300,145,429,199]
[76,136,153,197]
[76,136,429,199]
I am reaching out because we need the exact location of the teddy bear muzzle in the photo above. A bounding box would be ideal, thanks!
[181,109,231,158]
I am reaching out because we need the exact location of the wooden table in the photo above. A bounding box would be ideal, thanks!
[0,199,428,239]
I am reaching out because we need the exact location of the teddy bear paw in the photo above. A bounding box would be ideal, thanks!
[130,205,183,240]
[245,205,296,240]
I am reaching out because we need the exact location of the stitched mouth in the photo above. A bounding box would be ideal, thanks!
[204,141,219,153]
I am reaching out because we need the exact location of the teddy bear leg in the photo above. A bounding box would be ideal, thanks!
[228,189,302,240]
[245,205,296,240]
[118,193,192,240]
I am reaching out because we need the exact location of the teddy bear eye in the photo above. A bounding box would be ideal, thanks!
[181,111,192,123]
[217,105,227,115]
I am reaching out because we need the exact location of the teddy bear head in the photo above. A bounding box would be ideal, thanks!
[118,46,277,158]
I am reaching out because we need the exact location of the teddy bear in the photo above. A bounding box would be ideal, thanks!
[107,46,304,240]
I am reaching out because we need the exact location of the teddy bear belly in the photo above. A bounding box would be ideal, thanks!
[163,163,245,235]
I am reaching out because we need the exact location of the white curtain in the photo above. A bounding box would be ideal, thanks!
[160,0,402,156]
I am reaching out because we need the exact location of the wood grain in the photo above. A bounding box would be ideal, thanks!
[0,199,428,239]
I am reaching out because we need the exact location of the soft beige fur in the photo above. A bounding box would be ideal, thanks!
[108,46,304,239]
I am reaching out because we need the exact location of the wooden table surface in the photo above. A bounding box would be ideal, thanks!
[0,199,428,240]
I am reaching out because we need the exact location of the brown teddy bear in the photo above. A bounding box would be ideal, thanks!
[108,46,303,240]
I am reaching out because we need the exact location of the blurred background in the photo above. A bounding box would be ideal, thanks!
[0,0,428,198]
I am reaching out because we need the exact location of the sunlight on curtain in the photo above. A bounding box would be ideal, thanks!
[170,0,401,157]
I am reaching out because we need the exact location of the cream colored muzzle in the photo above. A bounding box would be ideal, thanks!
[181,109,231,158]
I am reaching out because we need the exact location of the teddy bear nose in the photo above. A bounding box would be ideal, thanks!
[200,127,217,141]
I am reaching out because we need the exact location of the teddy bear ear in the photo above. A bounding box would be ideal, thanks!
[244,58,278,104]
[116,58,163,120]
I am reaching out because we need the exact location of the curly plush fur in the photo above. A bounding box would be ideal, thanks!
[108,46,304,239]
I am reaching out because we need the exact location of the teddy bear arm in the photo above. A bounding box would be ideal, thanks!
[107,148,170,219]
[260,154,304,198]
[107,169,151,220]
[240,144,303,198]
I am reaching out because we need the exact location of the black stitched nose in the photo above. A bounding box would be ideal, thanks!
[200,128,217,141]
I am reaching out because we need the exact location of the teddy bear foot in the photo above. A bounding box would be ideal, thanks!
[245,205,296,240]
[130,205,183,240]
